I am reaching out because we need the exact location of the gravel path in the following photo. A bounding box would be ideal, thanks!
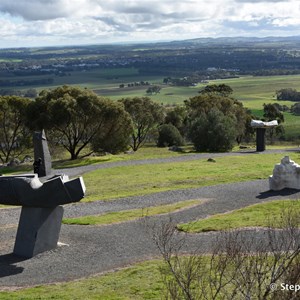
[1,178,300,288]
[1,149,300,288]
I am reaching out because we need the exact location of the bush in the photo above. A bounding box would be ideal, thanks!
[157,124,184,147]
[152,204,300,300]
[188,108,237,152]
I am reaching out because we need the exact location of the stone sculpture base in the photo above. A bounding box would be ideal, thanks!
[13,206,64,258]
[256,128,266,152]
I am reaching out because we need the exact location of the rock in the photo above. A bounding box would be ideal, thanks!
[124,150,134,154]
[22,155,33,163]
[8,158,21,167]
[269,156,300,191]
[168,145,183,152]
[207,158,216,162]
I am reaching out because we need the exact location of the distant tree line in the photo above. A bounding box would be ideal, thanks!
[0,88,37,98]
[119,81,150,88]
[276,88,300,101]
[0,78,53,87]
[252,69,300,76]
[163,77,198,86]
[274,88,300,116]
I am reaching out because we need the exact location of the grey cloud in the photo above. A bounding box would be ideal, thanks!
[235,0,288,2]
[0,0,71,20]
[95,17,133,32]
[223,18,275,31]
[93,2,208,32]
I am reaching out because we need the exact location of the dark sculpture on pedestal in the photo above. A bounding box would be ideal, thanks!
[0,130,86,258]
[0,174,86,258]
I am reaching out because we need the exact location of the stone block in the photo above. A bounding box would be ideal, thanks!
[269,156,300,191]
[13,206,64,258]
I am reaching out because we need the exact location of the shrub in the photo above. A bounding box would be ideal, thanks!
[90,102,133,154]
[157,124,184,147]
[188,108,237,152]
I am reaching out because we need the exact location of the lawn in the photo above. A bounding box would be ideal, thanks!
[82,152,300,202]
[63,199,202,226]
[0,260,164,300]
[178,199,300,233]
[52,145,193,169]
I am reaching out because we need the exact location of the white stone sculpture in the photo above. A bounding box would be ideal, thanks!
[251,119,278,128]
[269,156,300,191]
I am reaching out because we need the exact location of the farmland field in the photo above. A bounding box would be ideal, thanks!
[2,57,300,139]
[90,73,300,140]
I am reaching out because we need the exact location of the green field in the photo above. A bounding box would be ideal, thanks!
[75,73,300,140]
[90,73,300,108]
[56,72,300,140]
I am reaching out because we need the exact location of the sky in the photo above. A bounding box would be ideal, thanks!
[0,0,299,48]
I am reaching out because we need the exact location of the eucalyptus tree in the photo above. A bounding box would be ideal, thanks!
[27,85,132,160]
[0,96,31,163]
[185,85,249,151]
[119,97,165,151]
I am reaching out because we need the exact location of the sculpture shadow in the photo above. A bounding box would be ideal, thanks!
[0,253,26,278]
[256,188,300,199]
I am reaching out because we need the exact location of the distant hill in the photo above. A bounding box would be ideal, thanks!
[164,36,300,48]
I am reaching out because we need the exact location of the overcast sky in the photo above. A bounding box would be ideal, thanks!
[0,0,299,48]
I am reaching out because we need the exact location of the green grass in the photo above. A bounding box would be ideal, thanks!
[0,260,164,299]
[52,145,192,169]
[91,74,300,108]
[63,199,202,226]
[0,164,32,175]
[178,199,300,233]
[82,152,300,202]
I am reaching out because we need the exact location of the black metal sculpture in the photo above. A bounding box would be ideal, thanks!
[0,174,85,207]
[1,174,86,258]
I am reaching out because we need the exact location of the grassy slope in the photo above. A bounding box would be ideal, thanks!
[0,260,164,300]
[178,199,300,233]
[82,152,298,202]
[2,151,300,298]
[52,145,192,168]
